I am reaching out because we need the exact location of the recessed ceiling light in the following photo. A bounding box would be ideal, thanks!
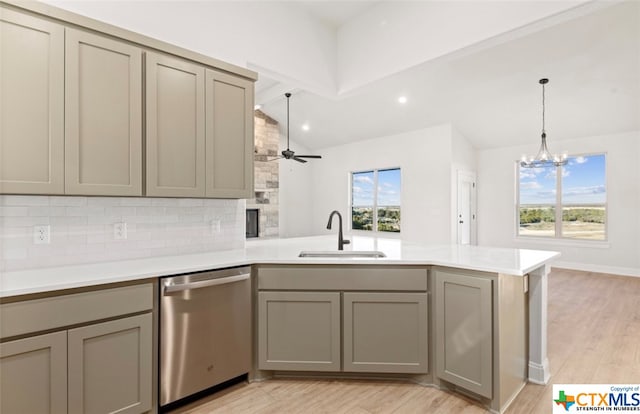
[254,104,262,110]
[397,96,407,104]
[301,123,310,131]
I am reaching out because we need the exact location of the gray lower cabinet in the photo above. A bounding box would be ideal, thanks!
[68,314,152,414]
[0,314,152,414]
[0,331,68,414]
[64,28,143,196]
[343,292,428,373]
[0,7,65,194]
[258,291,341,371]
[434,269,493,399]
[0,283,153,414]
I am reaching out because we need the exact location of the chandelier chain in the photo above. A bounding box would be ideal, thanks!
[541,82,546,135]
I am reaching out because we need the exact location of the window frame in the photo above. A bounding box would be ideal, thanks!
[515,152,608,242]
[349,167,401,234]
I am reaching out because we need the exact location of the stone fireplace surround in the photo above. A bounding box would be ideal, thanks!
[247,111,279,238]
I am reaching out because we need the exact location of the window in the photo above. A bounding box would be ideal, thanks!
[517,154,606,240]
[351,168,401,233]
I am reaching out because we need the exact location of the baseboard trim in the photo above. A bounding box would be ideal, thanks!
[551,261,640,278]
[528,359,550,385]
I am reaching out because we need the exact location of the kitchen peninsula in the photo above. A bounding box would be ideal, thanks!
[0,236,558,413]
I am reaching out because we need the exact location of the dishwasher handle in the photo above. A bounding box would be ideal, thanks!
[162,273,250,294]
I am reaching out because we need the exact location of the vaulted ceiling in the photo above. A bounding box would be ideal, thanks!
[41,0,640,152]
[258,1,640,151]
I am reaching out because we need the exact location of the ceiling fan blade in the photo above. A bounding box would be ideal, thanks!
[267,156,284,162]
[293,156,308,163]
[295,155,322,159]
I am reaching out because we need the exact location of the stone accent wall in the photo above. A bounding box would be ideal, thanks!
[247,110,279,238]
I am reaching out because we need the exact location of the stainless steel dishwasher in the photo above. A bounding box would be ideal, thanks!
[160,266,251,408]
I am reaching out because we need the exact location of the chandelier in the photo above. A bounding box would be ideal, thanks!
[520,78,567,168]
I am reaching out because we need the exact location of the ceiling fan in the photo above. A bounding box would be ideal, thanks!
[272,93,322,163]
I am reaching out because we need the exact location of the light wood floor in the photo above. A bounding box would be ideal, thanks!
[171,268,640,414]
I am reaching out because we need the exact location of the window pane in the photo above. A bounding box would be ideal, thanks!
[561,154,606,240]
[377,168,401,232]
[352,171,374,231]
[519,206,556,237]
[377,207,400,232]
[352,207,373,230]
[518,165,557,237]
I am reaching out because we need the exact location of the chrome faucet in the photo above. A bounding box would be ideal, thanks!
[326,210,350,250]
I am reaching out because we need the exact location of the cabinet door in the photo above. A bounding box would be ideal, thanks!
[65,28,142,196]
[205,69,254,198]
[146,52,205,197]
[68,313,152,414]
[0,331,67,414]
[435,270,493,398]
[258,291,341,371]
[0,8,64,194]
[343,292,428,373]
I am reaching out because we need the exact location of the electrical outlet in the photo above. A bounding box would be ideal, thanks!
[34,225,51,244]
[114,222,127,240]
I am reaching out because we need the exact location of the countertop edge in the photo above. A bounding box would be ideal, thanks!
[0,255,560,299]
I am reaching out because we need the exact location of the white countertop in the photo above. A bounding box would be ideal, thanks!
[0,235,560,298]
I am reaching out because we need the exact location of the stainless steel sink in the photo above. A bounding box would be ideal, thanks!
[298,250,387,258]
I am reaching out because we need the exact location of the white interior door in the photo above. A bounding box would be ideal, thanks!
[457,171,477,245]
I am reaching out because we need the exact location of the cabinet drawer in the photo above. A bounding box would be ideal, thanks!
[0,283,153,339]
[257,265,428,291]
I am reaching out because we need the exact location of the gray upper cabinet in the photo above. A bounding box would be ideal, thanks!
[343,292,428,374]
[435,269,493,399]
[0,8,64,194]
[146,52,205,197]
[0,331,68,414]
[205,69,254,198]
[1,5,255,198]
[65,28,143,196]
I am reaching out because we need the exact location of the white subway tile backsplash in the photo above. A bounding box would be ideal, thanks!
[120,198,154,207]
[87,197,121,207]
[1,195,50,206]
[50,196,87,206]
[29,206,65,217]
[2,216,50,227]
[3,248,28,260]
[0,206,29,216]
[0,195,245,271]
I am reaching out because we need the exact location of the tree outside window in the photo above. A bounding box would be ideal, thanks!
[351,168,401,233]
[518,154,606,240]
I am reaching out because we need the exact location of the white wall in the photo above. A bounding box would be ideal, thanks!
[307,124,454,244]
[477,130,640,276]
[279,138,315,238]
[450,127,477,242]
[40,0,338,96]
